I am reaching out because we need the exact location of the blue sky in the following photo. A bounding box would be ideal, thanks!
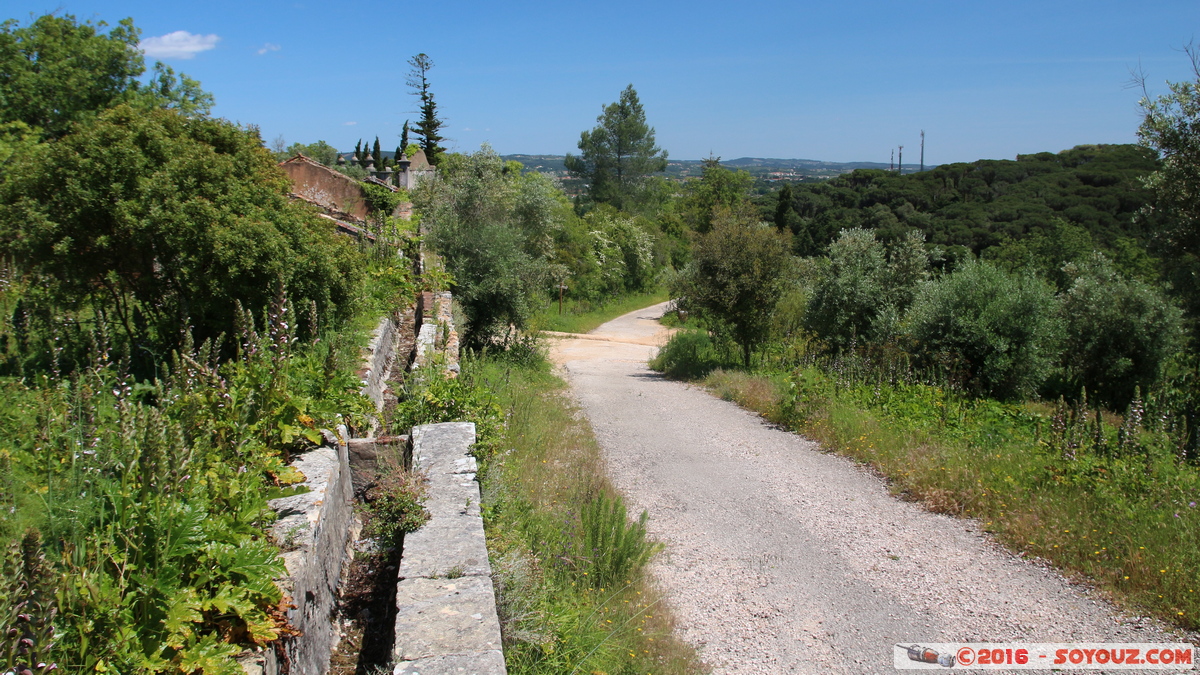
[10,1,1200,164]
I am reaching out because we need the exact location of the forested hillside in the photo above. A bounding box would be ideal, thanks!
[771,144,1161,259]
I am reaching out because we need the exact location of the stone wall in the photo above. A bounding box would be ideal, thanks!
[412,291,460,376]
[256,428,354,675]
[245,268,496,674]
[392,423,505,674]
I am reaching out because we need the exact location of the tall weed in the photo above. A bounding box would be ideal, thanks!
[0,287,383,672]
[580,494,659,589]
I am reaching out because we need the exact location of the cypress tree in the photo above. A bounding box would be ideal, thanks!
[400,120,410,153]
[406,54,446,166]
[373,136,382,169]
[354,139,363,164]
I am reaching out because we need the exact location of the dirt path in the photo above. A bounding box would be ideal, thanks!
[546,303,1182,674]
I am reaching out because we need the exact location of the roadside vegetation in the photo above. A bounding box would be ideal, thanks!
[6,5,1200,671]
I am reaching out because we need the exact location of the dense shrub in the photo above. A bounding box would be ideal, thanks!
[804,228,930,350]
[1058,254,1184,408]
[418,147,560,348]
[649,329,729,379]
[0,105,362,368]
[907,260,1062,400]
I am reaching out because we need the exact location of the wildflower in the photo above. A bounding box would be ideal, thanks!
[1190,502,1197,508]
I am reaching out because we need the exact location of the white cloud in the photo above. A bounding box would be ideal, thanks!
[257,43,281,55]
[140,31,220,60]
[343,121,358,126]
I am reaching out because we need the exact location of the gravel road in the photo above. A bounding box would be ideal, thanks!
[547,302,1189,674]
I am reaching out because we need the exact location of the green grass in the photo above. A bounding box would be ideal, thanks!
[534,288,669,334]
[468,355,704,675]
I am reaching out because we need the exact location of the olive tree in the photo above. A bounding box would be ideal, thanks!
[417,146,563,348]
[674,214,790,367]
[907,260,1062,400]
[1059,254,1184,408]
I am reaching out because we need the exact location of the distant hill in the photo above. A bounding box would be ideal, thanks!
[500,154,927,181]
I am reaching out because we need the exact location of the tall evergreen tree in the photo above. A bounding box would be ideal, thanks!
[565,85,667,211]
[373,136,382,169]
[400,120,410,154]
[406,54,446,166]
[354,139,363,165]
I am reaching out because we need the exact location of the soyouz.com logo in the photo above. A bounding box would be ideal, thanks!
[894,643,1195,670]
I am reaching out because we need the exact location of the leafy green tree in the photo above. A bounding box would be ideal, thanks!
[684,157,753,232]
[1137,49,1200,324]
[565,85,667,211]
[0,14,210,140]
[0,121,36,168]
[1138,49,1200,255]
[139,62,214,118]
[284,139,340,166]
[0,105,362,358]
[407,53,446,166]
[1058,254,1184,408]
[416,146,562,347]
[907,260,1062,400]
[674,214,790,367]
[0,14,142,139]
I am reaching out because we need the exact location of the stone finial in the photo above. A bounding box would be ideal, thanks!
[365,153,376,171]
[337,154,346,166]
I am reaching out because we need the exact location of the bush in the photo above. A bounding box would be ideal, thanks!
[391,366,504,458]
[362,466,430,549]
[805,228,931,350]
[418,147,560,349]
[0,105,363,367]
[907,260,1062,400]
[649,329,729,380]
[1058,255,1185,409]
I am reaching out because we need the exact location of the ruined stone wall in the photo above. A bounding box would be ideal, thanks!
[279,155,370,222]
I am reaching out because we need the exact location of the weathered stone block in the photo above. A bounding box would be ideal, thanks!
[392,576,504,661]
[412,423,476,473]
[399,517,490,580]
[392,650,506,675]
